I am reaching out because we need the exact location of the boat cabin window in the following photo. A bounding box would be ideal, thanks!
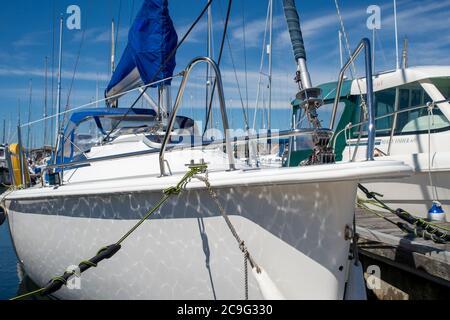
[63,114,198,161]
[351,81,450,137]
[64,115,158,160]
[431,77,450,99]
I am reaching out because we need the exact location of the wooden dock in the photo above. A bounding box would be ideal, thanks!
[355,208,450,300]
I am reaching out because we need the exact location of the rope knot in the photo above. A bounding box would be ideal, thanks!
[163,186,181,196]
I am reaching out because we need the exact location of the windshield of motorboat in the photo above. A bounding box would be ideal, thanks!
[432,77,450,99]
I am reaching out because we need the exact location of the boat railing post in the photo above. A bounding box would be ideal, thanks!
[330,38,375,161]
[159,57,235,176]
[17,125,27,188]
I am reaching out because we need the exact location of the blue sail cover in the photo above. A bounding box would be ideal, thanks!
[106,0,178,99]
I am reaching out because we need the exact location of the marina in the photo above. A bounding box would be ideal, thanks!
[1,0,450,302]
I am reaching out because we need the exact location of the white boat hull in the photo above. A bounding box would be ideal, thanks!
[7,181,355,300]
[4,159,411,300]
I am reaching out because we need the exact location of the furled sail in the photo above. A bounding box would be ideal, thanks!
[106,0,178,102]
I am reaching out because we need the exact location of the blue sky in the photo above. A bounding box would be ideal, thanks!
[1,0,450,146]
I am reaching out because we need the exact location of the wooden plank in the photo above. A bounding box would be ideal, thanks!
[359,241,450,287]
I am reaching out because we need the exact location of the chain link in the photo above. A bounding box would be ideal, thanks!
[195,171,260,300]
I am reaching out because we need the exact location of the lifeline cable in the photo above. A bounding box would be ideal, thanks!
[102,0,215,144]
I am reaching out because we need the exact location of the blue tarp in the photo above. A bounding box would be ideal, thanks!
[66,108,156,128]
[106,0,178,96]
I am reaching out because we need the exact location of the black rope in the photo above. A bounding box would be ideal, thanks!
[102,0,215,144]
[358,184,450,243]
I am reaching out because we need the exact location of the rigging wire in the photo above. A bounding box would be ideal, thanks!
[224,31,250,130]
[101,0,215,144]
[202,0,233,135]
[252,0,271,131]
[242,0,249,119]
[61,0,92,129]
[334,0,367,115]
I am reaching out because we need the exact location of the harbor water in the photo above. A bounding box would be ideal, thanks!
[0,223,19,300]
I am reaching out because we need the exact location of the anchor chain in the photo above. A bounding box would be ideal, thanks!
[195,171,261,300]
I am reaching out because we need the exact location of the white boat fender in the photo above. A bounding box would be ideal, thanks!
[252,267,286,300]
[0,207,6,226]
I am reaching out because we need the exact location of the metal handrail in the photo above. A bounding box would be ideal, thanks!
[44,128,327,172]
[330,38,375,161]
[159,57,236,176]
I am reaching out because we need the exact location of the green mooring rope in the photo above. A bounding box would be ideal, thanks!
[10,165,207,301]
[357,184,450,244]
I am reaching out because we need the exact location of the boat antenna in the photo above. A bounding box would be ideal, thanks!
[394,0,400,70]
[402,36,408,69]
[111,19,116,76]
[338,30,344,69]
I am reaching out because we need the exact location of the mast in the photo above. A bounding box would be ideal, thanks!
[27,79,33,151]
[2,119,5,145]
[55,15,63,146]
[394,0,400,70]
[44,56,48,146]
[282,0,312,90]
[267,0,273,131]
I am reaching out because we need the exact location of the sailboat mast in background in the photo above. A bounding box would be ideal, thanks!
[27,79,33,151]
[267,0,273,131]
[43,56,49,147]
[55,16,63,146]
